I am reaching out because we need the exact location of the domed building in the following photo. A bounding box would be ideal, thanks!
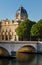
[0,6,28,41]
[15,6,28,21]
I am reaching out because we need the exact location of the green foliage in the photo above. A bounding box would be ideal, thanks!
[31,19,42,36]
[16,19,35,39]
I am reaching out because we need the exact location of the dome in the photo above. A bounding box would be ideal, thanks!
[17,6,27,14]
[15,6,28,20]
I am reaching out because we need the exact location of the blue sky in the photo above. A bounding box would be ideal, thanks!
[0,0,42,22]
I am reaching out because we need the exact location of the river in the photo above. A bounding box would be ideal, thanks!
[0,54,42,65]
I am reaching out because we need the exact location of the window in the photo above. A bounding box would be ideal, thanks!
[5,32,8,40]
[6,22,8,25]
[5,35,8,40]
[2,35,4,40]
[14,35,16,41]
[6,29,8,32]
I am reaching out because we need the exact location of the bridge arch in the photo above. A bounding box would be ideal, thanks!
[0,47,10,56]
[17,45,36,53]
[16,45,36,62]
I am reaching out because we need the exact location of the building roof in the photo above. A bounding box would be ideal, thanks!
[16,6,28,17]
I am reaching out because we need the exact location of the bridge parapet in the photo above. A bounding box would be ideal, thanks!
[0,41,37,55]
[0,41,42,55]
[0,41,38,44]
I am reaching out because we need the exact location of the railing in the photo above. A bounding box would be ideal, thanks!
[0,40,41,44]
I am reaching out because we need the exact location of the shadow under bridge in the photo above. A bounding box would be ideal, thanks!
[16,45,36,53]
[0,47,10,56]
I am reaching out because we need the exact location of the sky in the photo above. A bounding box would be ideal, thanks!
[0,0,42,22]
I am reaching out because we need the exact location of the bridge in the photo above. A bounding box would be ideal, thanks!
[0,41,42,56]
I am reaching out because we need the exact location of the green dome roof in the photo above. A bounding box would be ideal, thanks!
[16,6,28,19]
[17,6,27,14]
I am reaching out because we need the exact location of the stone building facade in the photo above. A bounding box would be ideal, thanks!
[0,6,28,41]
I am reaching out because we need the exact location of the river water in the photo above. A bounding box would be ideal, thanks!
[0,54,42,65]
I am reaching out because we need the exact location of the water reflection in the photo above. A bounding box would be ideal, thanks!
[0,59,9,65]
[1,54,42,65]
[16,53,36,62]
[11,53,36,65]
[37,54,42,65]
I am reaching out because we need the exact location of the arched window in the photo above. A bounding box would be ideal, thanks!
[6,29,8,32]
[14,35,17,41]
[5,30,8,40]
[9,35,12,40]
[5,35,8,40]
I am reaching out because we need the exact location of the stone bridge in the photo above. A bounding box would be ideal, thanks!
[0,41,42,56]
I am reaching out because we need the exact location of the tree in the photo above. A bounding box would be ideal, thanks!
[16,19,35,40]
[31,19,42,40]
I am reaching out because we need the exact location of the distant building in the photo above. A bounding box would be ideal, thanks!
[0,6,28,41]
